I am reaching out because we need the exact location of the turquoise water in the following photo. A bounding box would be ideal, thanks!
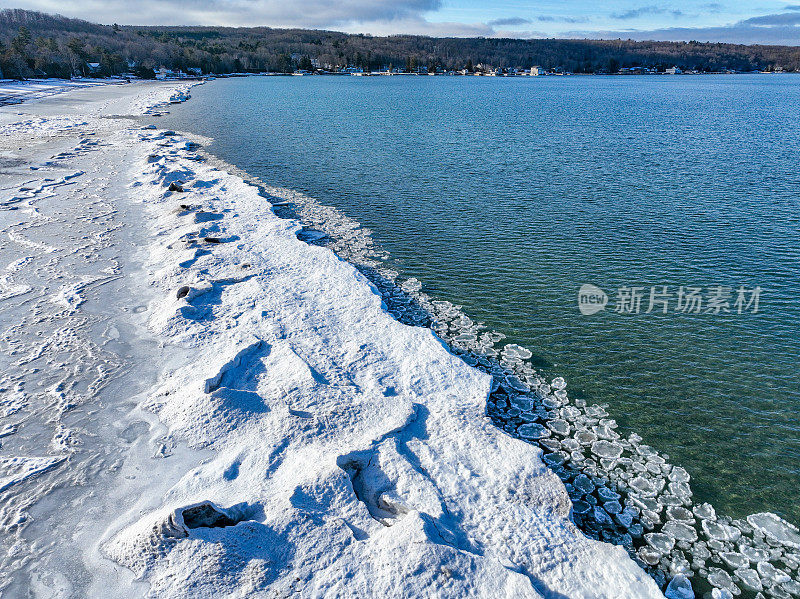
[159,75,800,524]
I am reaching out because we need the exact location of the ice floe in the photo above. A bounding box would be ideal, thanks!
[748,513,800,550]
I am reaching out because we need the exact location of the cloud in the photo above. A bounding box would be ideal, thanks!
[3,0,445,28]
[340,17,494,37]
[566,10,800,46]
[487,17,530,27]
[742,11,800,26]
[611,5,684,20]
[535,15,587,24]
[6,0,800,43]
[491,28,549,39]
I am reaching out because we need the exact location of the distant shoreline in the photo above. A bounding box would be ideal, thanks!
[4,8,800,81]
[1,67,794,97]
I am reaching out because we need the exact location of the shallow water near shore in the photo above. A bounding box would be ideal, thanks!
[157,74,800,525]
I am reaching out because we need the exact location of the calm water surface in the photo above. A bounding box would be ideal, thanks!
[160,75,800,523]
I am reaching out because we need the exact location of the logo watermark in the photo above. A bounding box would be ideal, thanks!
[578,284,609,315]
[578,284,761,315]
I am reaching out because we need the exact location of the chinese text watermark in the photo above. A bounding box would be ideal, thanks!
[578,284,761,315]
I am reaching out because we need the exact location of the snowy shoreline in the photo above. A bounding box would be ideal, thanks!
[0,81,797,598]
[106,89,661,597]
[0,78,133,106]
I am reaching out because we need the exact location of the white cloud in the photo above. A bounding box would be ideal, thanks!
[337,16,493,37]
[611,5,685,20]
[742,11,800,26]
[0,0,441,27]
[565,16,800,45]
[488,17,530,27]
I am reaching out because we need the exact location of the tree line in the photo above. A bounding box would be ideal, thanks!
[2,8,799,79]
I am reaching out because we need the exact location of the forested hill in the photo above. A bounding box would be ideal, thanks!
[1,8,799,79]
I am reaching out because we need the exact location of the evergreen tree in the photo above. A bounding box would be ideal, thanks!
[11,25,30,53]
[298,54,312,71]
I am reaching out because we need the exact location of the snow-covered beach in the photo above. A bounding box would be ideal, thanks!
[0,80,665,597]
[0,79,127,106]
[2,80,799,599]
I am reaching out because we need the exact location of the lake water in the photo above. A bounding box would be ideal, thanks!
[159,74,800,525]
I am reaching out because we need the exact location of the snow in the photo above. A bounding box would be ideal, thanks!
[0,78,118,107]
[98,124,663,598]
[0,456,67,493]
[0,79,204,596]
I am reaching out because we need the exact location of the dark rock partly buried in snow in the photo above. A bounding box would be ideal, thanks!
[176,286,190,299]
[203,237,221,244]
[168,182,184,192]
[181,502,240,529]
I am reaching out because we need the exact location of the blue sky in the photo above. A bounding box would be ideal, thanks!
[3,0,800,44]
[431,0,800,43]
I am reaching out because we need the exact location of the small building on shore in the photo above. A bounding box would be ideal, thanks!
[155,67,194,80]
